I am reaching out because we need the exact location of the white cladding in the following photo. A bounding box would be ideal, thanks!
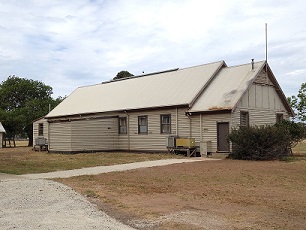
[0,122,5,149]
[0,122,5,133]
[33,118,49,147]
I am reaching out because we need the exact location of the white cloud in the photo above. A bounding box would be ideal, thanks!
[0,0,305,98]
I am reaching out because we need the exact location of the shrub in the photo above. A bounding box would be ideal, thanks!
[275,120,306,148]
[228,120,305,160]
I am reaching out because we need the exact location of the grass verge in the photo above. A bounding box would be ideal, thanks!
[0,147,183,174]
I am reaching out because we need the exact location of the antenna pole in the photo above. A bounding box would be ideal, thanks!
[265,23,268,71]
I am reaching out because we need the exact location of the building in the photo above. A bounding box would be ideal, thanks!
[0,122,6,148]
[33,60,294,153]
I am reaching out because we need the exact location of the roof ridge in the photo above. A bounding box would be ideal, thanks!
[101,60,226,85]
[106,68,180,84]
[227,60,266,69]
[73,60,264,90]
[75,60,227,89]
[179,60,225,71]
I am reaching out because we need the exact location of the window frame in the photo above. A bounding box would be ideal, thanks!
[138,115,148,134]
[160,114,171,134]
[118,117,127,135]
[240,111,249,128]
[276,113,284,123]
[38,123,44,136]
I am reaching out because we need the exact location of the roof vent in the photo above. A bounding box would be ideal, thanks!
[251,59,254,70]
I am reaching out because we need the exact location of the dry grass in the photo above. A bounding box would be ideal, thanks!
[292,139,306,154]
[2,140,29,147]
[0,147,183,174]
[57,142,306,229]
[58,158,306,229]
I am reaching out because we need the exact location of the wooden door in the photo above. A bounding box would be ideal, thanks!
[217,122,229,152]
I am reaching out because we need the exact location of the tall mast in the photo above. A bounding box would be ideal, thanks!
[265,23,268,71]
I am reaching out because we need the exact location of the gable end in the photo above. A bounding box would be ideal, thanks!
[253,69,274,86]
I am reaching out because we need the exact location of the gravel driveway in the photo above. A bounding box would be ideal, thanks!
[0,179,134,230]
[0,158,217,229]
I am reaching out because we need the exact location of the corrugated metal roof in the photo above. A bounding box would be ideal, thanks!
[46,61,225,118]
[0,122,6,133]
[189,61,266,112]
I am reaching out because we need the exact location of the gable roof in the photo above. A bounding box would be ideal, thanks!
[190,61,294,116]
[189,61,266,112]
[0,122,6,133]
[46,60,293,119]
[264,64,295,117]
[46,61,225,118]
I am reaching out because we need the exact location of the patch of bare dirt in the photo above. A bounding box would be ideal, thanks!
[58,159,306,229]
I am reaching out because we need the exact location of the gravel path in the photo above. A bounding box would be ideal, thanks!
[0,158,218,229]
[0,179,134,230]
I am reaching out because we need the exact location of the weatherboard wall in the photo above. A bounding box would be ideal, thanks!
[233,79,290,127]
[203,113,232,153]
[126,108,177,151]
[48,122,72,152]
[0,133,3,148]
[33,118,49,147]
[46,107,230,153]
[70,118,119,151]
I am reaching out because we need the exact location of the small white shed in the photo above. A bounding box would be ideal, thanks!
[0,122,6,148]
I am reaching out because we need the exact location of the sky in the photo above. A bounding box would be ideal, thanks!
[0,0,305,99]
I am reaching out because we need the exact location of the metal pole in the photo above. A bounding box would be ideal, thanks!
[265,23,268,71]
[176,107,178,136]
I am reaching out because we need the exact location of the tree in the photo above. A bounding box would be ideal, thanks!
[0,76,63,146]
[113,71,134,80]
[288,82,306,122]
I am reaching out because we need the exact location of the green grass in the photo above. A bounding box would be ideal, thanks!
[0,147,183,175]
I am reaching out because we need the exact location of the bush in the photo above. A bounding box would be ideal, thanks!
[228,120,305,161]
[275,120,306,148]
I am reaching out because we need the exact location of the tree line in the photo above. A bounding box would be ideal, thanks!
[0,76,63,147]
[0,70,133,147]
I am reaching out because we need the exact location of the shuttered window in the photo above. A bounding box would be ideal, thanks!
[38,123,44,136]
[276,114,284,123]
[119,117,127,134]
[138,116,148,134]
[240,111,249,127]
[160,114,171,134]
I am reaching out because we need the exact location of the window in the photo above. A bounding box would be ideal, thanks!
[160,114,171,134]
[138,115,148,134]
[276,113,284,123]
[240,111,249,127]
[119,117,127,134]
[38,123,44,136]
